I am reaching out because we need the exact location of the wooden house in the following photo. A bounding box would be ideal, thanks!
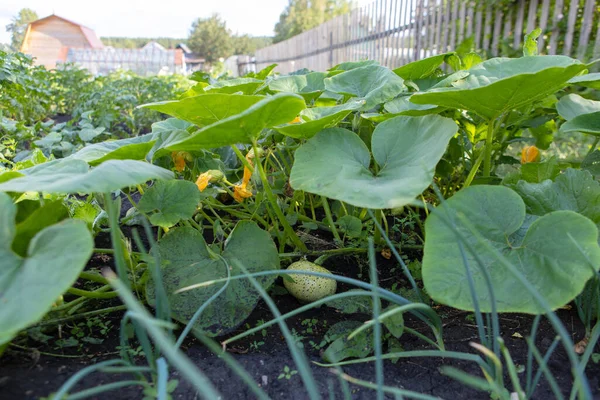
[20,14,104,69]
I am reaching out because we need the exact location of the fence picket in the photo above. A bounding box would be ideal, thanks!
[513,0,526,49]
[564,0,580,56]
[578,0,596,59]
[253,0,597,72]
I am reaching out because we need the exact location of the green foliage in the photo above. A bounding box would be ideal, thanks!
[137,180,201,228]
[290,115,458,209]
[422,185,600,313]
[146,221,279,336]
[0,192,93,346]
[188,14,234,64]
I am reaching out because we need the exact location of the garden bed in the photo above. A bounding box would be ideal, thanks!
[1,229,598,400]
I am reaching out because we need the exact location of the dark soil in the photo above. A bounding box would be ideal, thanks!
[1,224,599,400]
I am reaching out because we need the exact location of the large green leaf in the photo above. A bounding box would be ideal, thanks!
[384,96,445,116]
[322,321,373,363]
[150,118,194,134]
[556,94,600,120]
[13,201,69,256]
[140,94,265,127]
[422,185,600,313]
[0,159,174,194]
[393,52,454,80]
[411,56,587,119]
[0,193,93,345]
[568,73,600,89]
[582,150,600,177]
[290,115,458,209]
[268,72,327,102]
[70,135,155,165]
[205,78,263,94]
[511,169,600,228]
[137,180,201,229]
[559,111,600,136]
[146,221,279,336]
[273,100,363,139]
[324,65,405,110]
[151,93,306,155]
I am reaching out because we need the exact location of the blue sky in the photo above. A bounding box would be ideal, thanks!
[0,0,293,44]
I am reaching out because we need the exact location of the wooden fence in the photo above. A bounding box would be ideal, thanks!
[255,0,600,73]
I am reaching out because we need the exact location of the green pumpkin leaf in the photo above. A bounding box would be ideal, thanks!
[268,72,327,102]
[336,215,362,238]
[382,306,404,338]
[559,111,600,136]
[322,321,373,363]
[205,78,263,95]
[70,135,155,165]
[151,93,306,155]
[324,65,405,110]
[0,159,173,194]
[141,94,265,127]
[137,180,201,229]
[393,52,454,80]
[556,94,600,121]
[326,290,373,313]
[511,169,600,228]
[568,73,600,89]
[13,200,69,256]
[146,221,279,336]
[582,150,600,177]
[411,56,587,119]
[0,193,93,345]
[523,28,542,56]
[384,96,445,116]
[273,100,363,139]
[329,60,379,72]
[422,185,600,314]
[151,118,194,134]
[290,115,457,209]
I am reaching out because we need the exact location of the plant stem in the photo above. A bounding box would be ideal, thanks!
[253,140,307,252]
[279,247,368,258]
[463,149,486,188]
[35,305,128,327]
[321,196,342,243]
[67,286,118,299]
[482,119,495,178]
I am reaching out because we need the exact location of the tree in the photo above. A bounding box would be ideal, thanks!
[188,14,233,64]
[273,0,352,43]
[6,8,38,51]
[231,34,272,55]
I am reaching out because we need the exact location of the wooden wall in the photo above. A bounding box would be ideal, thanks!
[21,17,93,69]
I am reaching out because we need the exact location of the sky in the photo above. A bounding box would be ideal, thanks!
[0,0,294,44]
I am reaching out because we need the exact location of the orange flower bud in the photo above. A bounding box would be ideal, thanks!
[521,145,540,164]
[171,151,191,172]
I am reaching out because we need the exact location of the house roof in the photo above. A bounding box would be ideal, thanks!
[24,14,104,49]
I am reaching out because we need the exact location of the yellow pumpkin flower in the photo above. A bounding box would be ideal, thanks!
[171,151,192,172]
[289,116,302,124]
[195,169,224,192]
[521,145,540,164]
[233,184,253,202]
[195,172,211,191]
